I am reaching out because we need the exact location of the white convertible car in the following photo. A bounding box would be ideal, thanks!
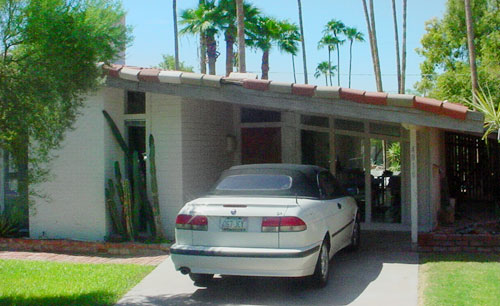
[170,164,360,287]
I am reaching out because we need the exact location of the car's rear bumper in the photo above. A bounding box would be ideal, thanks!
[170,243,321,277]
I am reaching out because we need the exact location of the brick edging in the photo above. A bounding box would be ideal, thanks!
[0,238,170,256]
[418,232,500,253]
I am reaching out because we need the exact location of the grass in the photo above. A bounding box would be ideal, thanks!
[0,259,154,306]
[420,253,500,306]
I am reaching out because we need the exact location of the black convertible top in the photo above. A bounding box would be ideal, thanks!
[208,164,326,198]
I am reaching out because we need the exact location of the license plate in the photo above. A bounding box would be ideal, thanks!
[220,217,248,232]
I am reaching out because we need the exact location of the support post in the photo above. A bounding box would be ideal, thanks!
[410,125,419,244]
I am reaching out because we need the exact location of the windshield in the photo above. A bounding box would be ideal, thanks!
[215,174,292,191]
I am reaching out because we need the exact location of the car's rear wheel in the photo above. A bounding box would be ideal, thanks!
[189,273,214,286]
[348,214,361,251]
[311,239,329,287]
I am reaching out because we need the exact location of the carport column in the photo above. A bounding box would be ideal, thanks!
[409,125,419,244]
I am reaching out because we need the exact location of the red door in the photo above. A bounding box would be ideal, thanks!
[241,128,281,164]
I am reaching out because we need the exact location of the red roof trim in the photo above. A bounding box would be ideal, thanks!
[242,79,270,91]
[138,69,161,82]
[340,88,365,103]
[414,96,443,115]
[362,91,388,106]
[292,84,317,96]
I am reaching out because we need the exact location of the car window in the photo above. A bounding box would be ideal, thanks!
[318,172,345,199]
[215,174,292,191]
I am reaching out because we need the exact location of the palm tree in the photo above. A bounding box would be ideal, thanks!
[218,0,259,76]
[464,0,478,94]
[344,27,364,88]
[318,34,337,86]
[297,0,308,84]
[277,22,300,83]
[361,0,383,92]
[179,0,220,75]
[323,19,345,86]
[315,61,336,86]
[401,0,407,93]
[391,0,401,93]
[247,17,300,80]
[236,0,246,72]
[173,0,179,70]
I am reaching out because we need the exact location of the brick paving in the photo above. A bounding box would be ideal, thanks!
[0,251,168,266]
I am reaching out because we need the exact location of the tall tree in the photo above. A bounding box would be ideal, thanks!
[180,0,220,75]
[416,0,499,103]
[278,22,301,84]
[0,0,129,199]
[391,0,402,93]
[361,0,383,91]
[218,0,259,76]
[344,27,365,88]
[315,61,337,86]
[158,54,194,72]
[173,0,179,70]
[297,0,308,83]
[464,0,479,94]
[401,0,407,93]
[236,0,246,72]
[247,17,300,80]
[324,19,345,86]
[318,34,336,86]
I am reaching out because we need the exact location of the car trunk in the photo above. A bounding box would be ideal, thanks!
[188,197,297,248]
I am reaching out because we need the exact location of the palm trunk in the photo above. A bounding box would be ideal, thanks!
[206,33,217,75]
[236,0,246,72]
[464,0,479,94]
[369,0,383,92]
[328,47,332,86]
[297,0,308,84]
[391,0,402,93]
[200,32,207,74]
[225,28,235,76]
[336,42,341,86]
[325,74,328,86]
[401,0,407,93]
[261,50,270,80]
[362,0,383,92]
[173,0,179,70]
[349,40,353,88]
[292,55,297,83]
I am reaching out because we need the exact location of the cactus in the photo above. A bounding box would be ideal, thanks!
[103,110,129,154]
[105,179,125,236]
[149,134,166,240]
[123,179,135,241]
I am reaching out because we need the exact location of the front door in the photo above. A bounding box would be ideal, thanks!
[241,127,281,164]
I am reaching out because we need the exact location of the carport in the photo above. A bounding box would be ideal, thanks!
[102,67,484,244]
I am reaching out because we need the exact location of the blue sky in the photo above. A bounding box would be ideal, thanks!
[122,0,447,93]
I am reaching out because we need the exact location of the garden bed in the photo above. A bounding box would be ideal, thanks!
[419,220,500,253]
[0,237,170,256]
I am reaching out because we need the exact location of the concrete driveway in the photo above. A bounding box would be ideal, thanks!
[117,231,418,306]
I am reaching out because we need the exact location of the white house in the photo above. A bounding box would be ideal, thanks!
[1,65,485,244]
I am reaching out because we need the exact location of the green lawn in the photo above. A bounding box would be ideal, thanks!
[0,259,154,306]
[420,253,500,306]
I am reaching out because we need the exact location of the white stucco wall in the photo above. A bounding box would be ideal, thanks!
[181,99,234,203]
[417,128,432,231]
[30,91,108,241]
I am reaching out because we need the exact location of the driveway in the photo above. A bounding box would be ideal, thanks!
[117,231,418,306]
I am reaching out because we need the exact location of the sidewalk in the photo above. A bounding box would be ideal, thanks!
[0,250,167,266]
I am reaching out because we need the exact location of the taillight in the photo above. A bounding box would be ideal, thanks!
[279,217,307,232]
[175,214,208,231]
[261,217,307,232]
[262,217,280,232]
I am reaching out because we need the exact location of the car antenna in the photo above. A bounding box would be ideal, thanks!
[295,193,299,205]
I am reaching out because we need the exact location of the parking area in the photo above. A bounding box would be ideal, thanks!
[117,231,418,306]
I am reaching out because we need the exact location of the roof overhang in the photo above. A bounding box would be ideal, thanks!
[104,70,484,134]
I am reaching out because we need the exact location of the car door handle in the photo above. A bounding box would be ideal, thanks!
[337,203,342,209]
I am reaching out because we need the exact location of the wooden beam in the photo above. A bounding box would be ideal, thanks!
[410,125,419,244]
[105,78,484,134]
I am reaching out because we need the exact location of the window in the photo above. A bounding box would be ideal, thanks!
[369,123,401,137]
[216,174,292,191]
[318,172,345,199]
[126,91,146,114]
[241,108,281,123]
[301,115,329,128]
[334,119,364,132]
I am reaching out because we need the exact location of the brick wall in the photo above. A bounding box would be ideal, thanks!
[419,232,500,253]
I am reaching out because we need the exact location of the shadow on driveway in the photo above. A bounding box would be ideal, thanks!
[117,231,418,306]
